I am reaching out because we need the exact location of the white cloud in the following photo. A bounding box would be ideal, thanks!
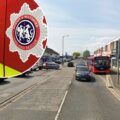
[36,0,75,27]
[47,26,120,55]
[36,0,120,55]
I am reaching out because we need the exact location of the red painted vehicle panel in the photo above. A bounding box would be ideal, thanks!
[87,56,111,74]
[0,0,47,78]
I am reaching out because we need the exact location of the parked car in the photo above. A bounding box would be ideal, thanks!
[55,59,62,64]
[32,63,39,71]
[76,62,86,66]
[38,59,43,70]
[43,62,60,69]
[18,69,32,77]
[75,66,91,81]
[67,62,74,67]
[76,62,86,71]
[66,58,72,62]
[31,59,43,71]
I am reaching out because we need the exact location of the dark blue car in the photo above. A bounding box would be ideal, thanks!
[75,66,91,81]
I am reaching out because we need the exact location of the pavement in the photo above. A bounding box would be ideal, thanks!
[105,68,120,101]
[110,68,120,90]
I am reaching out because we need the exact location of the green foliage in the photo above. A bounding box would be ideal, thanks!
[73,52,81,59]
[83,50,90,59]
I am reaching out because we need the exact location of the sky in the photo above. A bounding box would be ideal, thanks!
[36,0,120,55]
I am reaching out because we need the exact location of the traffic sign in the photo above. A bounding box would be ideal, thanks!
[0,0,47,78]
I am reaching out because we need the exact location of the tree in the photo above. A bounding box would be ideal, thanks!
[73,52,81,59]
[83,50,90,59]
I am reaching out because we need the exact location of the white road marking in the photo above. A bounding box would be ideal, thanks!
[106,75,113,88]
[55,74,74,120]
[55,91,68,120]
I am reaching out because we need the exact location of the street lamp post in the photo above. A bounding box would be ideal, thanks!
[62,35,69,65]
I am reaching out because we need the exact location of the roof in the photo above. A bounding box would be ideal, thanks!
[44,47,59,55]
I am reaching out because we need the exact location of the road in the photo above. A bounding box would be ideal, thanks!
[0,69,56,103]
[0,66,74,120]
[0,60,120,120]
[57,60,120,120]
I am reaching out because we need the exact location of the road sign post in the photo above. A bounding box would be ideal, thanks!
[0,0,47,78]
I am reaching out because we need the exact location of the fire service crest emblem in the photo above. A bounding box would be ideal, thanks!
[6,3,47,62]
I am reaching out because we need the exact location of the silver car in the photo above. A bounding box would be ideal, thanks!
[43,62,60,69]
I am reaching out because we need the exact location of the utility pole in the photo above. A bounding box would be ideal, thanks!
[62,35,69,65]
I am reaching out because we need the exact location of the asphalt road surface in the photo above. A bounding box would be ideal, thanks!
[0,59,120,120]
[0,67,74,120]
[58,74,120,120]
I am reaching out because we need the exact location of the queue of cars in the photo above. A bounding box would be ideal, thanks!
[31,56,92,81]
[23,55,92,82]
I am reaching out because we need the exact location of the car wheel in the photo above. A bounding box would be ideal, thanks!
[87,78,91,81]
[0,78,5,82]
[75,76,78,80]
